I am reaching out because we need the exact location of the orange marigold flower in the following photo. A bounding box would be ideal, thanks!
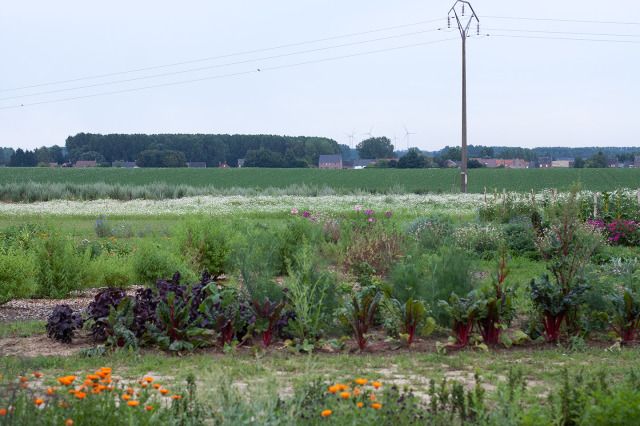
[369,394,376,401]
[75,392,86,399]
[34,399,44,405]
[22,382,28,387]
[33,372,43,378]
[138,380,144,384]
[144,377,154,383]
[86,374,99,381]
[99,367,111,373]
[127,401,140,407]
[59,402,71,407]
[355,379,367,386]
[372,402,382,410]
[357,402,363,408]
[20,377,27,382]
[328,386,338,393]
[371,381,382,389]
[171,395,182,400]
[65,420,73,426]
[0,409,6,416]
[46,388,55,395]
[127,387,134,394]
[91,389,101,394]
[141,384,148,388]
[95,372,106,379]
[159,389,169,395]
[321,410,332,417]
[337,383,348,391]
[122,395,131,400]
[84,379,92,386]
[145,406,153,411]
[68,390,77,395]
[106,386,114,391]
[340,392,351,399]
[152,384,161,389]
[353,388,361,395]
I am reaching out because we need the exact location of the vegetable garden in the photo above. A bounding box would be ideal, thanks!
[2,187,640,424]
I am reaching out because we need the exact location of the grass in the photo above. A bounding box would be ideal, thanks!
[0,321,46,338]
[1,167,640,196]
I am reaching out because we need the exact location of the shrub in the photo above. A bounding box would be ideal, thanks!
[454,223,503,257]
[45,304,83,343]
[342,223,406,276]
[502,221,536,255]
[0,249,35,304]
[34,234,83,298]
[82,253,134,290]
[405,216,453,251]
[133,244,184,286]
[180,216,230,279]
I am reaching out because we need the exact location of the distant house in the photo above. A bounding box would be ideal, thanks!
[634,156,640,168]
[318,154,342,169]
[49,162,58,167]
[539,157,553,168]
[552,158,574,168]
[527,161,539,168]
[444,159,459,168]
[470,158,497,168]
[607,158,618,168]
[218,161,230,168]
[187,162,207,168]
[237,159,244,168]
[622,161,634,168]
[494,159,527,169]
[112,161,137,168]
[73,160,97,168]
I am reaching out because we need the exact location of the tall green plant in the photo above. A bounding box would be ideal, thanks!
[34,234,83,298]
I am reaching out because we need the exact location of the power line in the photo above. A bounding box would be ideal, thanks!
[0,28,442,102]
[485,28,640,38]
[481,15,640,26]
[489,34,640,44]
[0,18,444,94]
[0,38,458,110]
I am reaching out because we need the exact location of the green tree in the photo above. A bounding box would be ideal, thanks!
[397,148,428,168]
[78,151,106,163]
[478,146,494,158]
[34,146,51,164]
[356,136,395,159]
[585,151,607,168]
[49,145,65,164]
[442,147,462,162]
[573,155,585,168]
[244,148,284,168]
[8,148,37,167]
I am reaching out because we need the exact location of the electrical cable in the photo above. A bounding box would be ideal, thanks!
[481,16,640,26]
[0,18,444,93]
[0,37,458,110]
[0,28,442,102]
[488,34,640,44]
[484,28,640,38]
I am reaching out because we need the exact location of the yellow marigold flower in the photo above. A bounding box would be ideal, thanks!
[144,377,154,383]
[357,402,363,408]
[122,395,131,400]
[75,392,86,399]
[171,395,182,400]
[127,401,139,407]
[372,403,382,410]
[355,379,367,386]
[321,410,332,417]
[371,382,382,389]
[34,399,44,405]
[33,372,43,378]
[340,392,351,399]
[328,385,338,393]
[65,420,73,426]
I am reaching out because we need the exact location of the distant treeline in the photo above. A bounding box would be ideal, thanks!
[65,133,341,167]
[425,145,640,161]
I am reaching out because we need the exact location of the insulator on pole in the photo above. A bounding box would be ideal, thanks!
[447,16,451,28]
[477,23,480,35]
[462,4,465,16]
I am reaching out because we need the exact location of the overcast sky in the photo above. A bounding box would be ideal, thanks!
[1,0,638,152]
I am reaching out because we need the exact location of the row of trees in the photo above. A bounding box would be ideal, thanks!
[65,133,341,167]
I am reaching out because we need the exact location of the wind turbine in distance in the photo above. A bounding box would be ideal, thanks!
[343,130,356,149]
[362,125,374,140]
[403,124,416,151]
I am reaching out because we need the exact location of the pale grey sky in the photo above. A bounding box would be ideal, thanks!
[1,0,638,152]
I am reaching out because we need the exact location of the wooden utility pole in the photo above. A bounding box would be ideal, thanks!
[448,1,479,193]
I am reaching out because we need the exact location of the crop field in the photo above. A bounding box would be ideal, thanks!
[2,188,640,424]
[1,167,639,195]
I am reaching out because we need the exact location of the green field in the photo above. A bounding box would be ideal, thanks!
[1,167,639,194]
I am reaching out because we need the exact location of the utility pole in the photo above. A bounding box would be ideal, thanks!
[448,1,479,193]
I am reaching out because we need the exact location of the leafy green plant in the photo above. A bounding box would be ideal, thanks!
[104,297,138,350]
[199,288,251,348]
[132,244,183,286]
[34,234,83,298]
[250,297,286,348]
[605,288,640,342]
[0,248,35,304]
[339,292,383,350]
[45,304,83,344]
[438,291,480,347]
[383,298,435,345]
[146,290,208,352]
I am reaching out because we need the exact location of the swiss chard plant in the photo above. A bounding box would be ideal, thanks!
[605,288,640,343]
[529,274,590,342]
[199,288,251,348]
[46,304,83,344]
[104,296,138,351]
[339,291,383,350]
[85,288,127,340]
[250,297,286,348]
[145,289,208,352]
[438,291,480,347]
[476,249,516,344]
[384,297,435,346]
